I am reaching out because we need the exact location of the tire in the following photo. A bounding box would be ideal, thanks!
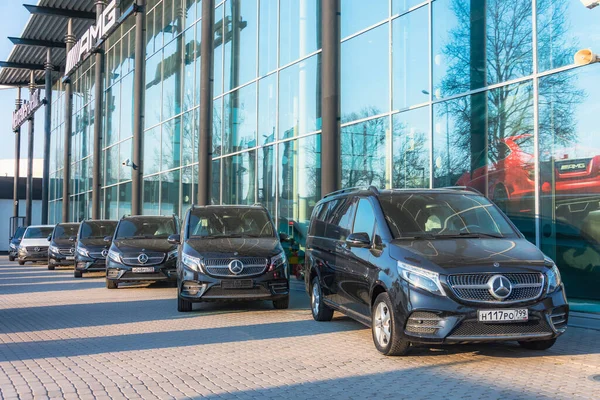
[106,279,118,289]
[177,295,193,312]
[18,260,25,266]
[74,270,82,278]
[273,296,290,309]
[47,265,55,270]
[310,277,334,321]
[9,255,14,262]
[518,338,556,351]
[371,292,410,356]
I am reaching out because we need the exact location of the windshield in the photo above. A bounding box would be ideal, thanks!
[188,208,275,238]
[115,218,177,239]
[80,221,118,239]
[379,193,518,239]
[53,224,80,240]
[13,227,26,240]
[24,226,54,239]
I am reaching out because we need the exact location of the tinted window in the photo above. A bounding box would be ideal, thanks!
[309,203,325,236]
[352,198,376,236]
[115,218,177,239]
[379,193,518,239]
[188,208,274,238]
[80,221,118,239]
[326,198,356,240]
[24,227,54,239]
[13,227,26,239]
[53,224,80,240]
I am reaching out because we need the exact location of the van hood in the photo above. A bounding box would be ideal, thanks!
[20,238,51,247]
[79,238,109,249]
[184,237,281,258]
[389,238,548,274]
[52,238,74,247]
[112,238,175,253]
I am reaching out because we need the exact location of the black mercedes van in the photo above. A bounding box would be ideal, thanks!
[8,226,26,261]
[305,187,568,356]
[170,205,289,312]
[74,220,118,278]
[48,222,80,270]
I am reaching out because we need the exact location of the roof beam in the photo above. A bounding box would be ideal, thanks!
[23,5,96,20]
[0,61,46,70]
[8,37,66,49]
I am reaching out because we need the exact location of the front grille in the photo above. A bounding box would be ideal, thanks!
[59,248,74,256]
[204,257,268,277]
[89,251,107,259]
[26,246,48,252]
[450,317,553,337]
[447,273,544,304]
[121,252,165,266]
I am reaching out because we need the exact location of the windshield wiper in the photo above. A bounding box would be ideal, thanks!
[437,232,504,239]
[396,234,436,240]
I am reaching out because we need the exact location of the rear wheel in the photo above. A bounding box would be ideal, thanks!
[106,279,118,289]
[47,264,55,270]
[372,293,410,356]
[311,277,334,321]
[74,270,82,278]
[18,260,25,266]
[273,296,289,309]
[518,338,556,351]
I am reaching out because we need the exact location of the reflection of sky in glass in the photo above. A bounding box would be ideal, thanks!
[341,0,388,39]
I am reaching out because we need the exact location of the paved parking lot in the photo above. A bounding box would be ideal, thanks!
[1,256,599,400]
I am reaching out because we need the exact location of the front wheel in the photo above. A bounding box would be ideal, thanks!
[310,277,334,321]
[74,270,82,278]
[273,296,289,309]
[8,255,14,262]
[518,338,556,351]
[18,260,25,266]
[47,264,55,270]
[106,279,118,289]
[177,296,192,312]
[372,293,410,356]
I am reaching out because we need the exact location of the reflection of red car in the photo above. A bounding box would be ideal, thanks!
[456,135,535,209]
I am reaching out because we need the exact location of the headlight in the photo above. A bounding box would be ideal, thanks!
[108,249,122,264]
[18,245,26,253]
[270,251,287,269]
[167,249,178,260]
[545,256,562,293]
[181,253,202,272]
[77,247,89,257]
[49,245,59,254]
[397,261,446,296]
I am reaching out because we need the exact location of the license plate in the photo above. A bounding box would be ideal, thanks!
[222,279,253,289]
[478,309,528,323]
[132,267,155,273]
[66,256,74,261]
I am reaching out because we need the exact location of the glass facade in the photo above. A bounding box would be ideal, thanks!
[47,0,600,301]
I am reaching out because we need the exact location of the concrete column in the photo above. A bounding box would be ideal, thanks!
[42,48,53,224]
[131,0,146,215]
[26,72,35,227]
[92,0,106,219]
[197,0,215,206]
[62,18,75,222]
[13,88,22,222]
[320,0,341,196]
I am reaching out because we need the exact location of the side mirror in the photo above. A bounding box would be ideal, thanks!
[47,235,52,242]
[168,234,181,245]
[346,232,371,248]
[103,236,112,243]
[279,233,290,242]
[69,236,76,242]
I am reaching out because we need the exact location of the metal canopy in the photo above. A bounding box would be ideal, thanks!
[0,0,96,86]
[0,61,46,70]
[23,4,96,20]
[8,37,67,49]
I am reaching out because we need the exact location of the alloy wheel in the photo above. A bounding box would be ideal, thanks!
[374,302,391,347]
[312,282,320,316]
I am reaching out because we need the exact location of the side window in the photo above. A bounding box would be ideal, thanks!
[309,203,327,237]
[326,198,356,240]
[352,198,376,237]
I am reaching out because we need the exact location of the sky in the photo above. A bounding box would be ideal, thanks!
[0,0,44,162]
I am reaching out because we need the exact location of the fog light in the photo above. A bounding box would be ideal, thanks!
[182,281,206,297]
[107,269,119,278]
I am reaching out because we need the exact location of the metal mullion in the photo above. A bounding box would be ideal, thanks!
[532,0,541,248]
[387,0,393,189]
[255,0,260,203]
[340,112,390,128]
[391,0,430,20]
[274,0,280,223]
[428,0,433,189]
[340,18,389,44]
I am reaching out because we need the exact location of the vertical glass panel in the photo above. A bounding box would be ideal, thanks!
[184,0,199,29]
[224,83,257,153]
[183,26,196,112]
[279,54,321,139]
[258,74,277,145]
[433,81,535,242]
[146,5,156,54]
[112,41,121,85]
[537,0,600,72]
[155,1,165,49]
[194,22,202,106]
[163,0,178,43]
[120,73,134,139]
[182,112,195,166]
[120,139,132,182]
[539,67,600,300]
[279,0,321,66]
[143,125,162,175]
[278,134,321,248]
[341,24,389,123]
[341,0,388,39]
[258,144,276,217]
[105,185,118,220]
[224,0,258,91]
[393,0,425,16]
[119,182,132,218]
[393,107,430,188]
[213,4,224,97]
[160,170,180,215]
[105,81,121,145]
[213,97,223,156]
[341,117,388,188]
[182,166,193,215]
[105,145,119,187]
[222,150,256,205]
[145,51,163,128]
[259,0,277,75]
[392,5,429,110]
[433,0,533,99]
[143,175,161,215]
[211,159,220,204]
[162,117,182,170]
[162,38,183,120]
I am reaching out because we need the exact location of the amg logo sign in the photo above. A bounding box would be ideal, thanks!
[65,0,118,76]
[12,89,44,131]
[560,163,587,171]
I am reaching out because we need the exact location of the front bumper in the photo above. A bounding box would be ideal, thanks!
[399,284,568,345]
[75,256,106,272]
[179,267,289,302]
[49,253,76,267]
[18,250,48,262]
[106,258,177,282]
